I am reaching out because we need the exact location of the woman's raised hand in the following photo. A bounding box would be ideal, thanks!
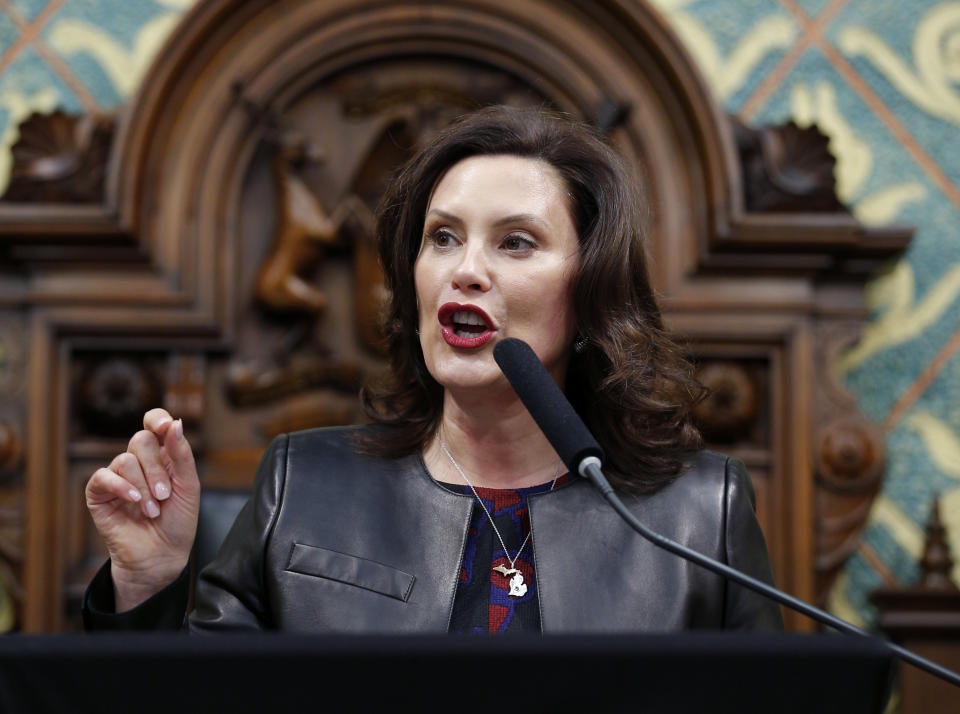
[85,408,201,612]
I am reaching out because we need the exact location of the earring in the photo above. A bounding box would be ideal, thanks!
[574,335,588,353]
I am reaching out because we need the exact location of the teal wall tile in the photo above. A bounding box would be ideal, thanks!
[725,41,792,112]
[889,190,960,305]
[905,354,960,436]
[43,0,172,29]
[883,417,959,526]
[653,0,799,111]
[668,0,793,56]
[751,48,923,200]
[752,51,959,264]
[10,0,51,22]
[662,1,960,625]
[863,520,922,585]
[840,551,883,626]
[40,25,124,107]
[843,301,960,423]
[827,0,946,64]
[827,0,960,187]
[40,0,185,107]
[793,0,834,20]
[840,181,960,421]
[836,343,960,625]
[0,10,18,55]
[0,45,82,129]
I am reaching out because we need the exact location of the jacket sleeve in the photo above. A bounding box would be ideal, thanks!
[82,559,190,631]
[722,456,784,630]
[188,434,289,632]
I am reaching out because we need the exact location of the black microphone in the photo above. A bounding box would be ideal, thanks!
[492,338,603,476]
[495,337,960,689]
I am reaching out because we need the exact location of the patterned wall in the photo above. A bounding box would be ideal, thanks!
[651,0,960,626]
[0,0,958,628]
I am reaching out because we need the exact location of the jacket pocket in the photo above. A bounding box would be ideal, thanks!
[285,542,416,602]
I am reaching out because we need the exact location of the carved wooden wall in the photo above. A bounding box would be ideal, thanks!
[0,0,910,632]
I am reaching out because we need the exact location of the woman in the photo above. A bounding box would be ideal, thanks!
[84,106,782,633]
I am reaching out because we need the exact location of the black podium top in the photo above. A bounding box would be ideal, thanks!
[0,632,892,714]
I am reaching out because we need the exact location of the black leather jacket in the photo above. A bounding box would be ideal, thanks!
[85,425,782,632]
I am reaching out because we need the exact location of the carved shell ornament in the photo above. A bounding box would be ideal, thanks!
[4,110,113,203]
[732,118,844,213]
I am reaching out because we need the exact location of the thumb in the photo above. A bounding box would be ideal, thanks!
[162,419,198,487]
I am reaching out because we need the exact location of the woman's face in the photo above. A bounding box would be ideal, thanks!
[414,154,580,396]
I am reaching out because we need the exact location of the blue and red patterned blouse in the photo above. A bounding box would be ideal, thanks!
[446,475,570,634]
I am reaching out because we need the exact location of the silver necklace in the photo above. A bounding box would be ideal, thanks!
[436,433,560,598]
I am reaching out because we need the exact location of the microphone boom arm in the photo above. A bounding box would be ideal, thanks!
[493,336,960,689]
[579,457,960,689]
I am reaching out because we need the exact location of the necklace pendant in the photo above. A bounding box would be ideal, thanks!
[508,573,528,597]
[493,564,527,596]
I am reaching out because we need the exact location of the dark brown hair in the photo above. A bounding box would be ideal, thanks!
[359,105,704,492]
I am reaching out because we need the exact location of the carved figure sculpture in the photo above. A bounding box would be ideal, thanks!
[255,137,375,314]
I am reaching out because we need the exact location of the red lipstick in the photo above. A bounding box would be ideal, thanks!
[437,302,496,349]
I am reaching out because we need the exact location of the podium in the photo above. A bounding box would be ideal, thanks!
[0,633,893,713]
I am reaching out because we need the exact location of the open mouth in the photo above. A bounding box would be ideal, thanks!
[438,303,495,348]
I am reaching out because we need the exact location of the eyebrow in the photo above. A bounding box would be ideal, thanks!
[425,209,549,228]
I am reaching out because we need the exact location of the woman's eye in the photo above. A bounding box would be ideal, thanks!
[502,234,535,252]
[428,229,457,248]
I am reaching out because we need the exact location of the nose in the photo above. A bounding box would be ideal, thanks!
[451,242,491,293]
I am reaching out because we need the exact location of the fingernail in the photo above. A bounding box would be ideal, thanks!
[146,500,160,518]
[154,482,170,500]
[128,489,142,502]
[173,419,184,441]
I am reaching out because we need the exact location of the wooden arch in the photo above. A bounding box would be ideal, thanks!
[0,0,907,630]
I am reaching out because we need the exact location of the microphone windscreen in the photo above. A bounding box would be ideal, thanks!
[493,338,604,474]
